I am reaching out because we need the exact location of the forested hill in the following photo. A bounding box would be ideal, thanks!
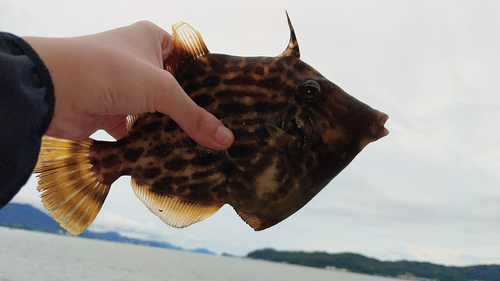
[247,248,500,281]
[0,203,214,255]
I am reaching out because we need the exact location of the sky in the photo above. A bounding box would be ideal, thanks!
[2,0,500,266]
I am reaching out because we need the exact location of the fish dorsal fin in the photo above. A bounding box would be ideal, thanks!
[165,22,209,75]
[236,210,280,231]
[279,11,300,58]
[131,179,221,228]
[126,114,141,132]
[172,22,209,58]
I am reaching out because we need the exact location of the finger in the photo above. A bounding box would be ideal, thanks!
[152,72,234,150]
[158,26,173,62]
[135,20,173,63]
[95,115,129,140]
[105,122,129,140]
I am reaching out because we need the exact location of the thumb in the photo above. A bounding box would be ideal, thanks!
[152,72,234,151]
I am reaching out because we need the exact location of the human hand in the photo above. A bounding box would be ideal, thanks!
[23,21,233,150]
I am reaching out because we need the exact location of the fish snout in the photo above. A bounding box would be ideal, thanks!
[360,110,389,149]
[371,111,389,140]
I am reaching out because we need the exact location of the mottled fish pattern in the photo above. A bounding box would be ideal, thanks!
[34,14,388,235]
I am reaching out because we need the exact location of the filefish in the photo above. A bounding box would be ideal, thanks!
[34,14,389,235]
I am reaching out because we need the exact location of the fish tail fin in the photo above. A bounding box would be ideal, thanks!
[34,136,110,235]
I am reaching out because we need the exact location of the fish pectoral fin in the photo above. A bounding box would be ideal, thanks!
[131,179,221,228]
[34,136,111,235]
[235,209,280,231]
[264,122,297,151]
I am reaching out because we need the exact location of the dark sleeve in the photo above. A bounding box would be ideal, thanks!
[0,32,55,208]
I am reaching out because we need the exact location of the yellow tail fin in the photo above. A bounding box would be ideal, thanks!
[34,136,110,235]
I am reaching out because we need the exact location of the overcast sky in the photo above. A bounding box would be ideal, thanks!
[2,0,500,266]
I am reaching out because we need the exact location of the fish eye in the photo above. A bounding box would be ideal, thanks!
[298,80,321,99]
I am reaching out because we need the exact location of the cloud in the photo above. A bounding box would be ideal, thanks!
[92,211,159,233]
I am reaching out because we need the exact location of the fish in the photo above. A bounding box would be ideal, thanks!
[34,13,389,236]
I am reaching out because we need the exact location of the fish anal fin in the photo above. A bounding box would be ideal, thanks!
[236,210,280,231]
[34,136,111,235]
[165,22,209,76]
[131,179,221,228]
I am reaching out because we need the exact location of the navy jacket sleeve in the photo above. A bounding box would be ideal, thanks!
[0,32,55,208]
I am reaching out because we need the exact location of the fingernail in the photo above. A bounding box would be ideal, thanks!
[214,125,233,145]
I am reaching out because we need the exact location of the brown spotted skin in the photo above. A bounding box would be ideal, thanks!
[88,52,387,229]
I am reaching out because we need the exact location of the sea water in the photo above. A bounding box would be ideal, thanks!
[0,227,405,281]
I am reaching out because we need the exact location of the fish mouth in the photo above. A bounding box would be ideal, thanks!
[360,111,389,149]
[371,112,389,140]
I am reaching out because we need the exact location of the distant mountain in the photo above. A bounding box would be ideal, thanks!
[0,202,65,233]
[0,203,214,255]
[247,248,500,281]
